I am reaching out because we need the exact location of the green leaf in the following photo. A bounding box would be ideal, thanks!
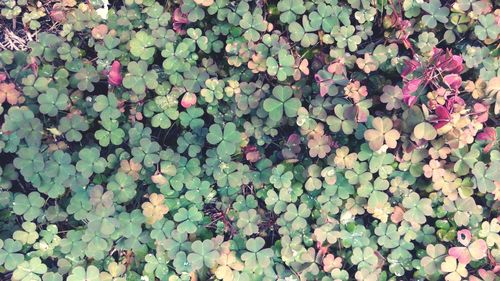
[413,122,437,140]
[130,31,156,60]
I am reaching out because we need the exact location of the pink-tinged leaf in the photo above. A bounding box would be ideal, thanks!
[173,8,189,35]
[50,9,66,23]
[173,8,189,24]
[314,73,323,83]
[319,84,330,97]
[282,133,301,160]
[403,94,418,107]
[435,105,451,119]
[390,206,404,224]
[0,72,6,82]
[244,145,260,163]
[473,103,489,123]
[134,112,143,121]
[108,60,123,86]
[287,133,301,146]
[181,92,197,109]
[0,82,22,105]
[450,55,464,73]
[151,173,168,185]
[315,74,333,97]
[327,62,345,75]
[401,59,420,78]
[299,59,309,75]
[446,95,465,111]
[450,230,487,265]
[469,239,487,261]
[488,251,500,273]
[433,105,451,129]
[470,269,497,281]
[443,74,462,90]
[477,127,496,142]
[91,24,109,40]
[434,49,464,74]
[354,104,369,123]
[317,242,328,256]
[449,247,471,264]
[457,229,472,246]
[441,54,464,74]
[402,78,423,107]
[30,57,39,76]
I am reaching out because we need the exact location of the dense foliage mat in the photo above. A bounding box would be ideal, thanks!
[0,0,499,280]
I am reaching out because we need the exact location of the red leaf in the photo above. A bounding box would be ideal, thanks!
[477,127,496,142]
[173,8,189,35]
[0,82,21,105]
[181,92,197,109]
[244,145,260,163]
[433,105,451,129]
[108,60,123,86]
[473,103,489,123]
[402,78,423,107]
[401,59,420,78]
[477,127,497,153]
[443,74,462,90]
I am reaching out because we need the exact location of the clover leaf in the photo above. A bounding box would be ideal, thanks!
[239,9,268,42]
[37,88,68,116]
[95,118,125,147]
[67,265,100,281]
[266,50,295,81]
[76,147,107,178]
[289,20,319,48]
[173,206,203,233]
[402,192,434,226]
[334,25,362,52]
[421,0,449,28]
[277,0,306,24]
[13,192,45,221]
[206,122,241,157]
[351,247,378,270]
[131,138,161,168]
[93,93,121,120]
[241,237,274,271]
[123,61,159,94]
[364,117,400,151]
[130,31,156,60]
[0,239,24,271]
[74,65,99,92]
[58,115,89,142]
[237,209,260,236]
[12,257,47,281]
[263,85,301,122]
[13,222,39,245]
[474,14,500,41]
[188,239,220,270]
[107,172,137,203]
[282,203,311,230]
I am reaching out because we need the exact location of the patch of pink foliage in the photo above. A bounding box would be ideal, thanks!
[477,127,497,153]
[243,145,260,163]
[402,48,466,129]
[402,49,464,106]
[173,8,189,35]
[448,229,487,265]
[108,61,123,86]
[181,92,197,108]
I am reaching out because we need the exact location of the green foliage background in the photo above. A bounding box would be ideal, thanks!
[0,0,499,280]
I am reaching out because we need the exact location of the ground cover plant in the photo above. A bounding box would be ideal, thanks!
[0,0,499,280]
